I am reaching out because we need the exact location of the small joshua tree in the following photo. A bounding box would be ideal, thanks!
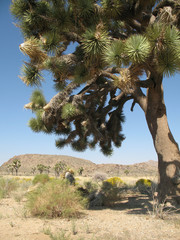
[31,167,36,175]
[124,169,130,176]
[78,167,84,176]
[37,164,46,174]
[7,164,14,175]
[45,165,51,175]
[12,159,21,176]
[54,161,66,178]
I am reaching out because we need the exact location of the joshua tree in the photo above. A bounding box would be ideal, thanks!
[37,164,46,174]
[124,170,130,176]
[78,167,84,176]
[11,1,180,202]
[44,165,51,175]
[12,159,21,176]
[7,164,14,175]
[31,167,36,175]
[54,161,66,177]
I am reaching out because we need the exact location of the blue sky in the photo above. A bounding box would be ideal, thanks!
[0,0,180,166]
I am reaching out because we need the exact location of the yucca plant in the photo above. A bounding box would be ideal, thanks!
[11,0,180,204]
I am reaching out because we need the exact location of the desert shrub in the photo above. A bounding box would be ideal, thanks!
[0,178,18,199]
[26,179,87,218]
[136,178,152,194]
[100,177,125,206]
[93,172,108,183]
[105,177,125,187]
[32,174,50,185]
[83,181,99,193]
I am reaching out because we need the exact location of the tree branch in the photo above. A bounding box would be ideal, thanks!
[136,78,155,88]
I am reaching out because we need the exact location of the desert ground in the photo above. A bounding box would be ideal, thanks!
[0,175,180,240]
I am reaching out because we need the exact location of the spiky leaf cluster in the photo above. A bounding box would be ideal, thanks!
[20,63,43,86]
[124,35,151,64]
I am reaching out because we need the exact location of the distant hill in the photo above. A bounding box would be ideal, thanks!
[0,154,158,177]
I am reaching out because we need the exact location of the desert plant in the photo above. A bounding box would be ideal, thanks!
[54,162,66,178]
[11,0,180,203]
[12,159,21,176]
[37,164,46,174]
[136,178,152,194]
[31,167,36,175]
[83,181,99,193]
[27,179,87,218]
[7,165,14,175]
[44,166,51,175]
[0,178,18,199]
[77,167,84,176]
[101,177,125,206]
[124,169,130,176]
[32,174,50,185]
[105,177,125,187]
[44,228,71,240]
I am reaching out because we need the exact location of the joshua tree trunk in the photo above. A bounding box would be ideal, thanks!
[145,74,180,203]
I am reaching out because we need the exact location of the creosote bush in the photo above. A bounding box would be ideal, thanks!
[27,179,87,218]
[32,174,50,185]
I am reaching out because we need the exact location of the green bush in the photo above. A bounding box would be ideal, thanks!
[0,178,18,199]
[32,174,50,185]
[27,179,87,218]
[136,178,152,194]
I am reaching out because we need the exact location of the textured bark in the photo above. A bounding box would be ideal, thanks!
[145,75,180,203]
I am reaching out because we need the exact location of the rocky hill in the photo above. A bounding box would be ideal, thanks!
[0,154,158,177]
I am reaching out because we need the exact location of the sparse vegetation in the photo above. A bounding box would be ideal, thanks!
[26,179,87,218]
[32,174,50,185]
[0,178,18,199]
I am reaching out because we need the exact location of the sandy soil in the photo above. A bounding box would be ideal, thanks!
[0,193,180,240]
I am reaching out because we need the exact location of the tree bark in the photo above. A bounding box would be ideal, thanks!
[145,75,180,203]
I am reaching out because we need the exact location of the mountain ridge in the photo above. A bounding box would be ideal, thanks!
[0,154,158,177]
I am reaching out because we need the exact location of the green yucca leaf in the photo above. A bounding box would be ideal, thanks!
[82,27,111,58]
[164,25,180,50]
[10,0,30,20]
[54,81,67,92]
[100,145,113,156]
[71,140,87,152]
[145,23,162,46]
[104,40,125,67]
[30,90,47,109]
[20,63,43,86]
[42,32,61,52]
[28,110,51,133]
[28,110,44,132]
[101,0,124,19]
[125,35,151,64]
[71,0,95,18]
[74,64,91,84]
[56,138,67,149]
[157,47,180,77]
[61,103,78,119]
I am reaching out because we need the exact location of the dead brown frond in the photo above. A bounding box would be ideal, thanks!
[19,38,47,63]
